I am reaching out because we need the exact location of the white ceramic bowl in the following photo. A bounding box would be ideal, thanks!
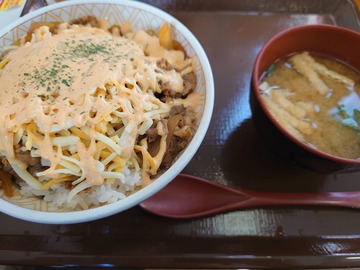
[0,0,214,224]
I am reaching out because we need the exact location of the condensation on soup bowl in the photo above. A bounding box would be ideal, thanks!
[251,24,360,173]
[0,0,214,224]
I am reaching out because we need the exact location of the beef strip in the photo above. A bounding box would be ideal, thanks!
[169,105,186,117]
[156,57,197,100]
[146,125,159,144]
[157,58,175,71]
[28,163,47,177]
[158,74,197,101]
[15,146,40,166]
[69,16,101,28]
[0,145,44,187]
[146,119,169,143]
[182,72,197,95]
[174,126,192,140]
[161,135,188,169]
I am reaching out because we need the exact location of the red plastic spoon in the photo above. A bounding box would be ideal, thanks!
[140,174,360,218]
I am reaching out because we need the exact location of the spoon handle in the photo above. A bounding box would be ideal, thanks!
[238,189,360,209]
[182,174,360,209]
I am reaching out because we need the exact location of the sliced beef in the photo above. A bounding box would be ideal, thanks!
[161,135,189,169]
[159,107,192,169]
[182,72,197,95]
[28,163,46,177]
[160,82,182,100]
[157,58,197,100]
[15,147,40,166]
[0,145,44,188]
[146,123,159,143]
[69,16,101,28]
[157,58,175,71]
[169,105,186,117]
[158,72,197,101]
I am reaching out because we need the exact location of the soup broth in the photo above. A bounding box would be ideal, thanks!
[259,51,360,159]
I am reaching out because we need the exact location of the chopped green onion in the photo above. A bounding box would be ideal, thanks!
[266,64,275,77]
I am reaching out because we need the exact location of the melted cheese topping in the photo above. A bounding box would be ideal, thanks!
[0,24,193,191]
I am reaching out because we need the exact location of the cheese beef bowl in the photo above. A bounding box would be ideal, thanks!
[0,0,214,224]
[251,24,360,174]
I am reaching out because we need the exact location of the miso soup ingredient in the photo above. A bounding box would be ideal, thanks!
[259,51,360,159]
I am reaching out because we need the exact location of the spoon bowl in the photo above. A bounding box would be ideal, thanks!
[140,174,360,218]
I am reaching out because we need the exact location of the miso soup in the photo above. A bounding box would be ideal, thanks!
[259,51,360,159]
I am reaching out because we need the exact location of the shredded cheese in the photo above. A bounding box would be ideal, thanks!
[0,20,196,205]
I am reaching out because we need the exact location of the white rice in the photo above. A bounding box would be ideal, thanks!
[19,166,142,210]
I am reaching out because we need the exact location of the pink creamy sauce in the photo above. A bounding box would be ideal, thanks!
[0,25,198,186]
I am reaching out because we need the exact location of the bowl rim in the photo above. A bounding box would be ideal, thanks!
[0,0,215,224]
[252,24,360,165]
